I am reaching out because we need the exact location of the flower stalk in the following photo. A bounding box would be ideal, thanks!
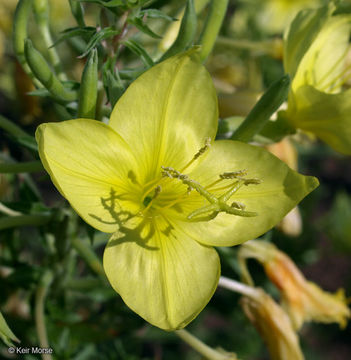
[33,0,67,80]
[175,329,238,360]
[218,276,258,299]
[13,0,42,87]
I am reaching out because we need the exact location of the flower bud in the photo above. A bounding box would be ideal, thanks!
[78,48,98,119]
[24,39,77,102]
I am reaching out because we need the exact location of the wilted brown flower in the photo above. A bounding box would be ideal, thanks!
[241,288,304,360]
[239,240,351,330]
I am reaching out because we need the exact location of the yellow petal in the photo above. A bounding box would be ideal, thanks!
[167,140,318,247]
[109,49,218,184]
[283,3,334,80]
[291,15,351,93]
[36,119,139,233]
[103,215,220,330]
[285,85,351,155]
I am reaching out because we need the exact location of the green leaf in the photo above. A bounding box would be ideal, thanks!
[128,16,162,39]
[0,312,19,347]
[140,9,176,22]
[231,74,291,142]
[103,69,125,107]
[122,39,154,67]
[77,0,126,8]
[79,27,119,58]
[50,27,96,48]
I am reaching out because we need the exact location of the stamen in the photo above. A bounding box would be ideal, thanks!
[161,166,261,221]
[205,170,249,191]
[180,137,211,172]
[243,178,262,185]
[194,137,211,160]
[220,170,248,179]
[161,166,217,203]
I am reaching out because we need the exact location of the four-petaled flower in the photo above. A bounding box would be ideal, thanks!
[36,49,318,330]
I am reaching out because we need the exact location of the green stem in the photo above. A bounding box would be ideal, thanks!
[13,0,42,88]
[33,0,67,80]
[35,271,53,360]
[231,74,290,142]
[0,161,44,174]
[39,25,67,80]
[0,115,31,138]
[175,329,237,360]
[71,237,106,280]
[66,277,104,290]
[198,0,229,62]
[0,215,51,231]
[216,36,282,58]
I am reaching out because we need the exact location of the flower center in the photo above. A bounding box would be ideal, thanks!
[137,138,262,222]
[161,167,261,221]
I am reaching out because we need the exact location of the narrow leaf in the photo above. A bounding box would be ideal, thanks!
[128,17,162,39]
[122,39,154,67]
[79,27,119,58]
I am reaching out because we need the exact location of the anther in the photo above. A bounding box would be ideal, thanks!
[180,138,212,172]
[243,178,262,185]
[194,137,211,160]
[220,170,248,179]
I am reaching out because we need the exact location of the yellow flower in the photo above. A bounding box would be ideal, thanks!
[36,50,318,330]
[241,288,304,360]
[282,3,351,154]
[239,240,351,330]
